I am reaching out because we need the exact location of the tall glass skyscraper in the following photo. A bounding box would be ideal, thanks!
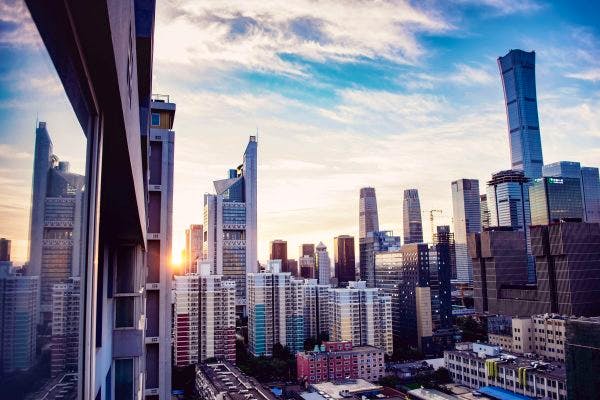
[451,179,481,283]
[530,177,584,225]
[498,49,544,181]
[360,231,401,287]
[403,189,423,244]
[359,187,380,286]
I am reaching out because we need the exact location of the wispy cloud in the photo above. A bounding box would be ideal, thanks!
[454,0,544,16]
[565,68,600,82]
[0,0,40,46]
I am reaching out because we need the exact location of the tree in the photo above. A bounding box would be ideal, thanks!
[456,316,487,342]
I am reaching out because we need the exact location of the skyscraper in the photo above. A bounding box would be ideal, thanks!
[50,277,80,377]
[334,235,355,286]
[359,231,401,287]
[146,96,176,398]
[402,189,423,244]
[451,179,481,283]
[498,49,544,181]
[204,136,258,316]
[302,280,331,341]
[184,224,203,274]
[359,187,379,239]
[530,177,584,225]
[269,239,288,273]
[299,243,315,258]
[480,195,491,229]
[315,242,331,285]
[298,255,316,279]
[432,226,453,331]
[0,238,10,262]
[27,122,85,324]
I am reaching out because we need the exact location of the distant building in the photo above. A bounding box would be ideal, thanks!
[329,281,393,355]
[403,189,423,244]
[288,258,299,277]
[270,240,289,274]
[204,136,258,316]
[299,255,316,279]
[184,224,203,274]
[302,279,331,341]
[451,179,481,283]
[300,243,316,258]
[432,226,455,323]
[196,362,277,400]
[0,238,10,262]
[296,341,385,384]
[565,317,600,400]
[498,49,544,181]
[480,194,491,229]
[359,187,380,286]
[334,235,355,286]
[0,273,39,374]
[530,177,584,225]
[50,277,80,377]
[360,230,400,288]
[315,242,331,286]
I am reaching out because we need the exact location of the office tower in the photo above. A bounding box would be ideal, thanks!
[498,49,544,180]
[302,280,331,340]
[480,195,491,229]
[298,255,316,279]
[566,317,600,400]
[299,243,315,258]
[360,230,401,287]
[486,170,535,282]
[0,273,39,374]
[184,224,203,274]
[359,187,380,241]
[329,281,393,355]
[145,96,176,397]
[0,238,10,262]
[288,259,299,277]
[204,136,258,316]
[50,277,80,377]
[269,240,288,273]
[432,226,453,331]
[247,272,304,356]
[543,161,600,223]
[315,242,331,285]
[27,122,85,323]
[530,177,584,225]
[402,189,423,244]
[24,2,159,397]
[333,235,355,287]
[451,179,481,283]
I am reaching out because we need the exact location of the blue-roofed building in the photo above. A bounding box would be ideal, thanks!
[477,385,533,400]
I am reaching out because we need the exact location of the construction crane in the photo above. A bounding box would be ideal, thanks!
[429,209,443,241]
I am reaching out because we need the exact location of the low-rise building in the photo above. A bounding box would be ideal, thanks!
[296,341,385,384]
[444,342,567,400]
[196,361,276,400]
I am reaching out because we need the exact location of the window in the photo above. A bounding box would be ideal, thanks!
[115,359,134,400]
[151,112,160,126]
[115,297,135,328]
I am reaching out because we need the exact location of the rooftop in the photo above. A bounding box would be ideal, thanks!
[197,362,276,400]
[310,379,382,400]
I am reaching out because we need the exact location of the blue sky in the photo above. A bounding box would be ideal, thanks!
[1,0,600,264]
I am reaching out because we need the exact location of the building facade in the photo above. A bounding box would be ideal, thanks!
[204,136,258,316]
[403,189,423,244]
[565,317,600,400]
[498,49,544,181]
[359,187,380,286]
[360,231,400,288]
[270,240,289,274]
[315,242,331,286]
[299,255,316,279]
[50,277,80,377]
[530,177,584,225]
[480,195,491,229]
[334,235,355,287]
[184,224,203,274]
[303,280,331,341]
[451,179,481,283]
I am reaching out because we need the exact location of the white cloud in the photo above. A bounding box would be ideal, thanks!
[450,63,495,86]
[0,144,31,160]
[455,0,543,16]
[0,0,40,46]
[565,68,600,82]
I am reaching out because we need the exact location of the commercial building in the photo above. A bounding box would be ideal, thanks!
[498,49,544,181]
[0,238,10,263]
[296,341,385,384]
[299,255,316,279]
[27,122,85,324]
[270,240,289,274]
[360,231,400,288]
[316,242,331,285]
[329,281,393,355]
[451,179,481,283]
[480,195,491,230]
[334,235,356,286]
[23,1,163,397]
[432,226,454,331]
[565,317,600,400]
[445,342,566,399]
[300,243,316,258]
[196,362,276,400]
[403,189,423,244]
[184,224,203,274]
[204,136,258,316]
[0,273,39,374]
[50,277,81,377]
[359,187,380,286]
[529,177,584,225]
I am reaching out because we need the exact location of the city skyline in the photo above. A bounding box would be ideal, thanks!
[2,1,600,266]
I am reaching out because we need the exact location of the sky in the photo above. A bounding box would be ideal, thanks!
[1,0,600,266]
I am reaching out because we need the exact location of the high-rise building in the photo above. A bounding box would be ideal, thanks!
[360,231,400,287]
[566,317,600,400]
[298,255,316,279]
[359,188,380,248]
[299,243,315,258]
[498,49,544,181]
[480,195,491,229]
[173,273,199,367]
[334,235,355,287]
[451,179,481,283]
[287,258,299,277]
[27,122,85,324]
[0,238,10,262]
[329,281,393,355]
[184,224,203,274]
[204,136,258,316]
[486,170,535,282]
[269,240,288,273]
[247,272,304,356]
[50,277,80,377]
[530,177,584,225]
[402,189,423,244]
[542,161,600,223]
[302,279,331,341]
[315,242,331,285]
[432,226,453,331]
[145,96,176,397]
[0,273,39,374]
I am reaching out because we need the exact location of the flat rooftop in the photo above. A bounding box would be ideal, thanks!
[311,379,382,399]
[197,362,276,400]
[407,387,458,399]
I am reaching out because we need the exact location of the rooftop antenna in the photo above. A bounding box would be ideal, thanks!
[255,127,259,142]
